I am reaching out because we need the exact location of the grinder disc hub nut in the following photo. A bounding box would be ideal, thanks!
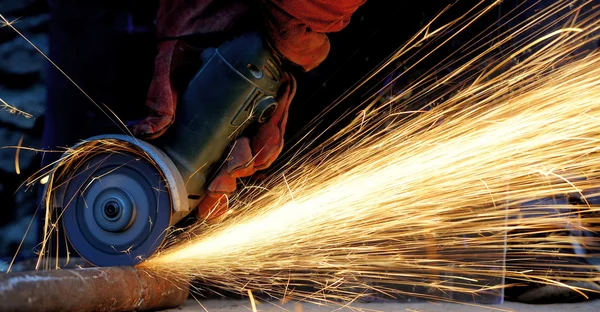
[93,188,136,232]
[255,95,278,123]
[104,202,120,219]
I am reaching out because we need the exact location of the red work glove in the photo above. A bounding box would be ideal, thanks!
[197,73,296,221]
[133,0,365,221]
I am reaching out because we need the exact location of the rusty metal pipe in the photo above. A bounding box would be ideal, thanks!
[0,266,189,312]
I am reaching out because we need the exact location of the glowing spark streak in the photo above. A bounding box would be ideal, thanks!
[0,98,32,119]
[6,204,40,273]
[15,135,23,175]
[247,290,258,312]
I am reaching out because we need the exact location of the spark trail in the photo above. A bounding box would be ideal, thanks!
[142,1,600,304]
[0,98,32,119]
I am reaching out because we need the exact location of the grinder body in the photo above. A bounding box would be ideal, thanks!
[159,33,282,209]
[51,32,283,266]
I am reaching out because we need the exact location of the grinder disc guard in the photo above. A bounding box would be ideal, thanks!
[50,136,184,266]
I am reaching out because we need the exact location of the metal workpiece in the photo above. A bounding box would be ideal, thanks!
[0,267,189,312]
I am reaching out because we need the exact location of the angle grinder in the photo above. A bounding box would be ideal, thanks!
[46,32,283,266]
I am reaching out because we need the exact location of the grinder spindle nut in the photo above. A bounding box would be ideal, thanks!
[255,95,278,123]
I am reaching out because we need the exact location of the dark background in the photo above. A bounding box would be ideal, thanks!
[0,0,573,267]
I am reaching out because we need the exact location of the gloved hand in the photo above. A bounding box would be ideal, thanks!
[133,0,365,221]
[197,73,296,220]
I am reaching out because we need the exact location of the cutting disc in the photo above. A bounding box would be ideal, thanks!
[52,138,174,266]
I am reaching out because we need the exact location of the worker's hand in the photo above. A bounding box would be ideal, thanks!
[197,73,296,220]
[133,0,365,221]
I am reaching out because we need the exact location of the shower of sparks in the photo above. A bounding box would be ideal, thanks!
[141,0,600,305]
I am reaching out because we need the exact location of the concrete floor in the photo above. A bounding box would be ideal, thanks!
[168,299,600,311]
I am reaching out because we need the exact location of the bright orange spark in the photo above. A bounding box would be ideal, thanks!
[15,135,24,175]
[0,98,32,119]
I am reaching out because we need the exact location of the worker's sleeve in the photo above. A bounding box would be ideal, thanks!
[261,0,367,71]
[135,0,252,137]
